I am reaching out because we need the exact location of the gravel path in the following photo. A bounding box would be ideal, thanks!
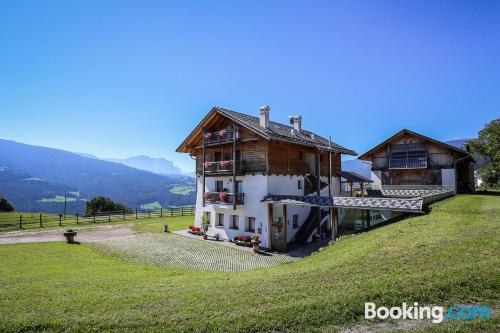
[92,233,298,272]
[0,225,138,244]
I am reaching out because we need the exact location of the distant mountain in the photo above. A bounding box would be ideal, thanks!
[105,155,183,175]
[0,139,196,213]
[0,166,79,213]
[341,159,372,178]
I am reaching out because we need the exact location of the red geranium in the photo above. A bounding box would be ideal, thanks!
[219,160,230,169]
[204,132,212,139]
[204,192,213,200]
[219,129,227,137]
[219,191,228,202]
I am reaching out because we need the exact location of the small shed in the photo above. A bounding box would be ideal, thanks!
[341,171,373,197]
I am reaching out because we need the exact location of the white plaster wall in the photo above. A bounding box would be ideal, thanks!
[267,175,316,242]
[441,169,456,193]
[371,171,382,189]
[196,175,271,248]
[267,175,304,195]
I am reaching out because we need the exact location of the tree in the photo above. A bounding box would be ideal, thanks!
[85,196,132,215]
[0,197,14,212]
[469,118,500,188]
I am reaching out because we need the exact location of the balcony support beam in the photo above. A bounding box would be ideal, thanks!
[202,128,206,207]
[232,122,237,210]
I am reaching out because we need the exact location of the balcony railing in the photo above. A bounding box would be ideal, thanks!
[204,192,245,205]
[204,129,239,145]
[204,160,239,173]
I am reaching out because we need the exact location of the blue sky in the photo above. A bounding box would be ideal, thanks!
[1,0,499,172]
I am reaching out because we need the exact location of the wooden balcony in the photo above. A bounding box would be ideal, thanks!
[204,129,240,146]
[204,192,245,205]
[204,160,240,174]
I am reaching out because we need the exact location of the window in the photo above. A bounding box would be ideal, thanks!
[216,180,224,192]
[388,143,427,169]
[298,151,304,161]
[246,217,255,232]
[217,213,224,227]
[298,180,303,189]
[293,214,299,229]
[230,215,239,230]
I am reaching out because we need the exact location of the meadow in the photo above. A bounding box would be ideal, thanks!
[0,194,498,332]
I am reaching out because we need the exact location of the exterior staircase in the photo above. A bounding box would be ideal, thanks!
[294,208,329,244]
[304,174,329,195]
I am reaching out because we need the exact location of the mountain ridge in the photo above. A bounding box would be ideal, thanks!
[0,139,195,213]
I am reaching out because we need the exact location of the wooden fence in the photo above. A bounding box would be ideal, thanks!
[0,206,195,230]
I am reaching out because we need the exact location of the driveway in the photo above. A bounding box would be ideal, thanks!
[0,225,138,244]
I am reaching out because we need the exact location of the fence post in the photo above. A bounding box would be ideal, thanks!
[123,211,126,220]
[108,212,111,222]
[76,213,79,224]
[93,213,96,223]
[170,208,173,217]
[19,215,22,229]
[40,214,42,227]
[148,210,151,218]
[181,207,184,216]
[59,214,62,226]
[135,208,138,219]
[160,208,163,217]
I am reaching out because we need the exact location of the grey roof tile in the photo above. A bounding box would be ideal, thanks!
[216,107,356,155]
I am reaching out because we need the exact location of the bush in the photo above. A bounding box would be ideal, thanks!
[85,196,132,215]
[0,197,14,212]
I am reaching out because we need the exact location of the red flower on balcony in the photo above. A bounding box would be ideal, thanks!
[219,129,227,137]
[219,191,228,202]
[204,132,212,139]
[204,192,213,200]
[203,161,213,168]
[219,160,231,169]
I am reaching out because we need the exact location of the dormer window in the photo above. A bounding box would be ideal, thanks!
[389,143,427,169]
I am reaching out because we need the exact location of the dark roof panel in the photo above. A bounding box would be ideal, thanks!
[341,171,373,183]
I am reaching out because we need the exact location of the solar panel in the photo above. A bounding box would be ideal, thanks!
[389,143,427,169]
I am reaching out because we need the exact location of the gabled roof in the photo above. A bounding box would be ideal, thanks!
[357,129,469,160]
[176,106,356,155]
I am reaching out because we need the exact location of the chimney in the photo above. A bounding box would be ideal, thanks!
[289,115,302,132]
[259,105,270,128]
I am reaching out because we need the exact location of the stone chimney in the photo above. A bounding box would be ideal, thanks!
[259,105,270,128]
[290,115,302,132]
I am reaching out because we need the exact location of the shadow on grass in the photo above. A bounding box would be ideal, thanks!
[475,190,500,196]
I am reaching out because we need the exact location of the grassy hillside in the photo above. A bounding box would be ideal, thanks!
[0,195,498,332]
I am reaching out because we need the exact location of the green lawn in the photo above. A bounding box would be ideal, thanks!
[0,212,194,233]
[0,195,498,332]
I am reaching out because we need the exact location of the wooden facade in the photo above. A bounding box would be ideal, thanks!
[358,129,475,192]
[190,113,342,177]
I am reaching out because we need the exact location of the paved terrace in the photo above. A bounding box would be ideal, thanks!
[92,233,298,272]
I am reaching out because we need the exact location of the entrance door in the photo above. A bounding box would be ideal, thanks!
[270,204,287,251]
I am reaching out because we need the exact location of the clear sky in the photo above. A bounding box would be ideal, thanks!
[1,1,499,172]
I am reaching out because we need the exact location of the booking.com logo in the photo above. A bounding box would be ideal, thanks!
[365,302,492,324]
